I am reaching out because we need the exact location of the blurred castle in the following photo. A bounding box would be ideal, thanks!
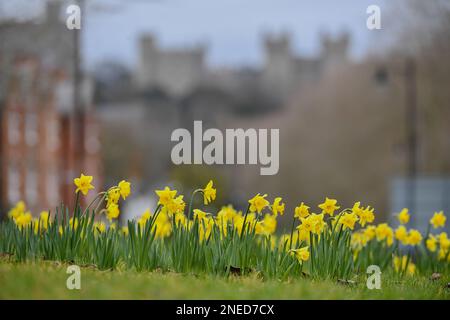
[98,29,351,204]
[135,31,350,101]
[0,1,101,215]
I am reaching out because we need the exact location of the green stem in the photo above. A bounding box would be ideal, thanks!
[240,203,251,238]
[74,192,80,214]
[93,193,108,216]
[187,189,203,220]
[83,192,106,217]
[289,214,296,250]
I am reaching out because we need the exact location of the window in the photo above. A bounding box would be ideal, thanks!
[7,164,21,204]
[25,113,38,146]
[7,112,21,145]
[47,119,60,151]
[85,124,100,154]
[46,169,59,206]
[25,166,38,206]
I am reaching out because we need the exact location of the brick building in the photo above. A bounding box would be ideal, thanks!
[0,1,101,216]
[0,56,101,215]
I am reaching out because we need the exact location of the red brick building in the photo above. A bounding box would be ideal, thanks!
[0,57,101,215]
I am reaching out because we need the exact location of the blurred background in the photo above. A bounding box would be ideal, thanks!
[0,0,449,233]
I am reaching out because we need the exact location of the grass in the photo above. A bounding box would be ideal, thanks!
[1,260,449,299]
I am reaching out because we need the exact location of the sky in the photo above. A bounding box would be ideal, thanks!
[1,0,389,69]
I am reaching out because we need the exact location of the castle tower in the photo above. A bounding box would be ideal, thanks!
[136,35,159,89]
[262,32,295,101]
[136,33,206,97]
[320,31,350,73]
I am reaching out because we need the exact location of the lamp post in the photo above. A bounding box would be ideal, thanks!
[404,58,418,222]
[375,57,418,223]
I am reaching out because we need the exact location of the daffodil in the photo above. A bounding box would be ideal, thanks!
[118,180,131,200]
[394,225,408,244]
[318,197,340,216]
[351,232,370,251]
[397,208,410,225]
[174,212,187,227]
[310,213,326,234]
[193,209,209,221]
[358,206,375,227]
[393,255,415,275]
[106,203,120,221]
[438,248,450,261]
[15,211,32,230]
[8,201,26,219]
[294,202,310,219]
[166,195,186,215]
[406,229,422,246]
[74,173,94,196]
[248,193,269,213]
[218,205,238,222]
[155,187,177,207]
[290,246,310,262]
[430,211,446,229]
[439,232,450,251]
[363,225,376,241]
[262,214,277,235]
[271,197,285,216]
[202,180,216,205]
[153,210,172,239]
[106,188,120,206]
[339,212,358,230]
[94,221,106,234]
[298,216,315,233]
[39,211,50,230]
[255,221,265,235]
[375,223,394,246]
[198,216,214,242]
[426,235,437,252]
[121,226,129,236]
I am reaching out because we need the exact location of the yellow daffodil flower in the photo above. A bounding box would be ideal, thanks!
[397,208,410,225]
[202,180,216,205]
[271,197,285,216]
[339,212,358,230]
[426,235,437,252]
[395,225,408,244]
[74,173,94,196]
[294,202,310,219]
[118,180,131,200]
[430,211,446,229]
[406,229,422,246]
[318,197,340,216]
[155,186,177,207]
[248,193,269,213]
[106,203,120,221]
[291,246,310,262]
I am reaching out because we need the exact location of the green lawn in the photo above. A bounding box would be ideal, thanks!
[0,260,449,299]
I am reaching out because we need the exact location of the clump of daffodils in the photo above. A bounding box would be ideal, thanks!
[3,174,449,277]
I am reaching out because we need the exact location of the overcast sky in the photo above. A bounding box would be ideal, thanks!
[2,0,389,69]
